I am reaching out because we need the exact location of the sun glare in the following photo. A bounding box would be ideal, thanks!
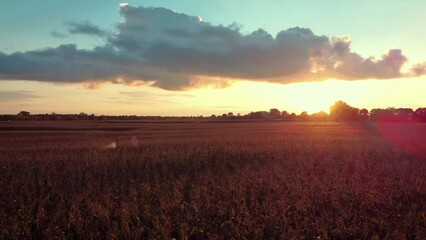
[215,80,357,114]
[191,77,426,115]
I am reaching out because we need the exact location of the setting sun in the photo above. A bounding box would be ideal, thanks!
[1,1,425,239]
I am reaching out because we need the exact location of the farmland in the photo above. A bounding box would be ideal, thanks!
[0,121,425,239]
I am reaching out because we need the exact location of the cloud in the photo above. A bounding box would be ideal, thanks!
[409,62,426,76]
[119,90,194,98]
[0,45,122,82]
[0,5,425,90]
[103,90,193,105]
[65,21,108,37]
[50,30,68,39]
[0,91,42,102]
[324,37,408,79]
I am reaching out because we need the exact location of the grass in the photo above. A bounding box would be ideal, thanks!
[0,121,425,239]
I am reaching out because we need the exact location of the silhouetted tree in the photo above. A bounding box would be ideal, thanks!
[17,111,30,119]
[281,111,290,120]
[289,113,297,121]
[269,108,281,119]
[329,101,359,121]
[395,108,414,121]
[369,108,414,122]
[5,103,426,122]
[310,111,329,122]
[370,108,388,121]
[415,108,426,122]
[248,111,269,119]
[78,112,88,120]
[299,111,309,121]
[359,108,369,121]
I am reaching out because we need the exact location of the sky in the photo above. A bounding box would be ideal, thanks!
[0,0,425,116]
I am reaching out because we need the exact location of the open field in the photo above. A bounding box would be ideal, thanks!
[0,121,425,239]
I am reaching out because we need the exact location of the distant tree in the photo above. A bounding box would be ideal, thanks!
[89,113,96,120]
[281,111,290,120]
[50,112,58,120]
[17,111,30,120]
[299,111,309,121]
[289,113,297,121]
[369,108,414,122]
[78,112,88,120]
[329,101,359,121]
[269,108,281,119]
[370,108,388,121]
[247,111,269,119]
[17,111,30,117]
[395,108,414,121]
[359,108,369,116]
[228,112,234,117]
[311,111,329,122]
[415,108,426,122]
[359,108,369,121]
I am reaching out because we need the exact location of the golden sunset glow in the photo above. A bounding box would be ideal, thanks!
[1,2,426,238]
[0,1,425,116]
[1,77,425,116]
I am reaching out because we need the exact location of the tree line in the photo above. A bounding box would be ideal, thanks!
[2,101,426,122]
[212,101,425,122]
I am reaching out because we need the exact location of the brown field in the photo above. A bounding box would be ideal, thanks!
[0,121,425,239]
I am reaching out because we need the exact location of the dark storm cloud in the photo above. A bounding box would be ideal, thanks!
[0,5,424,90]
[65,21,108,37]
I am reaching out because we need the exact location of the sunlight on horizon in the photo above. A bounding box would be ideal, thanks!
[1,77,425,116]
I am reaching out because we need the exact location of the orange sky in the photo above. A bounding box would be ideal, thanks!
[1,77,425,116]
